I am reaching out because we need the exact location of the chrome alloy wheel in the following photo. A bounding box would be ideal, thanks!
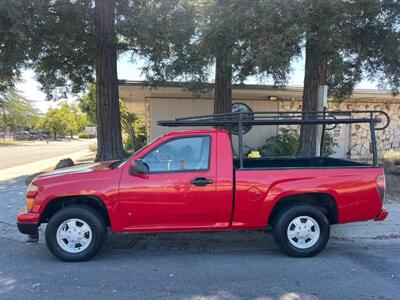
[56,218,92,253]
[287,216,320,249]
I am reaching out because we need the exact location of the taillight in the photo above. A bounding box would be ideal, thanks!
[376,174,386,202]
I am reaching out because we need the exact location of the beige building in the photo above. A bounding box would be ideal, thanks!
[119,80,400,159]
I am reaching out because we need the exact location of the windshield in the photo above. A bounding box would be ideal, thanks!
[111,137,162,169]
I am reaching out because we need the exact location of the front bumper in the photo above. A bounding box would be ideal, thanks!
[374,209,389,221]
[17,222,38,235]
[16,207,40,235]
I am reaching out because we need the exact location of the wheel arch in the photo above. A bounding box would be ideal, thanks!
[267,192,339,226]
[39,195,111,227]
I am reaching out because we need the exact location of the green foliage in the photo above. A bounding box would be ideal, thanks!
[0,87,39,130]
[78,83,96,125]
[294,0,400,99]
[36,108,68,140]
[0,0,96,95]
[120,100,147,151]
[79,83,147,150]
[263,128,300,157]
[78,132,96,139]
[0,0,128,160]
[59,101,88,138]
[322,132,337,157]
[36,101,88,139]
[0,0,34,89]
[120,0,302,90]
[134,119,147,149]
[260,128,336,157]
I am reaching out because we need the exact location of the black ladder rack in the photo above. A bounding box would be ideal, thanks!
[158,110,390,168]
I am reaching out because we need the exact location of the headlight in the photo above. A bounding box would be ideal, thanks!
[26,183,39,197]
[26,183,39,211]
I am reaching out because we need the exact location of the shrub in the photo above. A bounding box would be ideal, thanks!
[321,132,337,156]
[122,132,133,151]
[122,122,147,152]
[263,128,299,156]
[261,128,337,157]
[78,132,96,139]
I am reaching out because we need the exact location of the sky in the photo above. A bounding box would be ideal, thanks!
[16,52,378,113]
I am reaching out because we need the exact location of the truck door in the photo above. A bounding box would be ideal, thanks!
[118,133,217,230]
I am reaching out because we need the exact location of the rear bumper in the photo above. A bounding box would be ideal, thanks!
[374,209,389,221]
[16,207,40,235]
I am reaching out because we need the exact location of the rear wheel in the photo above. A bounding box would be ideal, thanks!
[272,205,330,257]
[45,205,106,262]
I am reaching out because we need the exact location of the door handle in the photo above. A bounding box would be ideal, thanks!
[191,177,213,187]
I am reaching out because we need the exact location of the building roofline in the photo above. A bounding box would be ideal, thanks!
[118,80,304,92]
[118,79,395,96]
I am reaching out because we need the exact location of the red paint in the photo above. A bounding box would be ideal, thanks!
[374,209,388,221]
[17,129,387,234]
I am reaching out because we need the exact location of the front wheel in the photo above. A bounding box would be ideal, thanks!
[273,205,330,257]
[45,205,106,262]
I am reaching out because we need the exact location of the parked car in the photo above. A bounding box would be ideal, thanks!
[17,111,389,261]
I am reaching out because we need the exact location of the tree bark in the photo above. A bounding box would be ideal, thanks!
[94,0,125,161]
[297,35,327,156]
[214,52,232,114]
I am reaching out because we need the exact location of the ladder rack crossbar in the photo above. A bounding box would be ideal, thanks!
[157,110,390,168]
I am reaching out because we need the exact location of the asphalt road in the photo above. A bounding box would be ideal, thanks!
[0,235,399,300]
[0,140,94,170]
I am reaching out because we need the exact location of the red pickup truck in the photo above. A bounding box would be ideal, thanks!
[17,127,388,261]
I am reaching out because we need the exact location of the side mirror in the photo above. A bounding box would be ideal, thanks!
[129,160,149,175]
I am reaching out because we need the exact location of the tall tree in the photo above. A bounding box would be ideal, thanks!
[0,0,33,90]
[94,0,125,160]
[78,83,97,125]
[0,0,126,161]
[121,0,302,115]
[36,108,68,140]
[79,83,146,151]
[297,0,400,156]
[0,87,39,131]
[59,101,88,139]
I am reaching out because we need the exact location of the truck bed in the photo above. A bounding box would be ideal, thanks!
[233,157,370,169]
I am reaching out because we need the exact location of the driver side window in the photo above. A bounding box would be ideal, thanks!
[142,136,211,173]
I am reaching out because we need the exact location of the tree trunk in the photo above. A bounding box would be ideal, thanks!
[70,131,73,139]
[214,52,232,114]
[94,0,125,161]
[297,35,327,156]
[53,129,56,140]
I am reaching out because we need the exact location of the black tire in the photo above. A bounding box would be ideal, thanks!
[45,205,106,262]
[272,204,330,257]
